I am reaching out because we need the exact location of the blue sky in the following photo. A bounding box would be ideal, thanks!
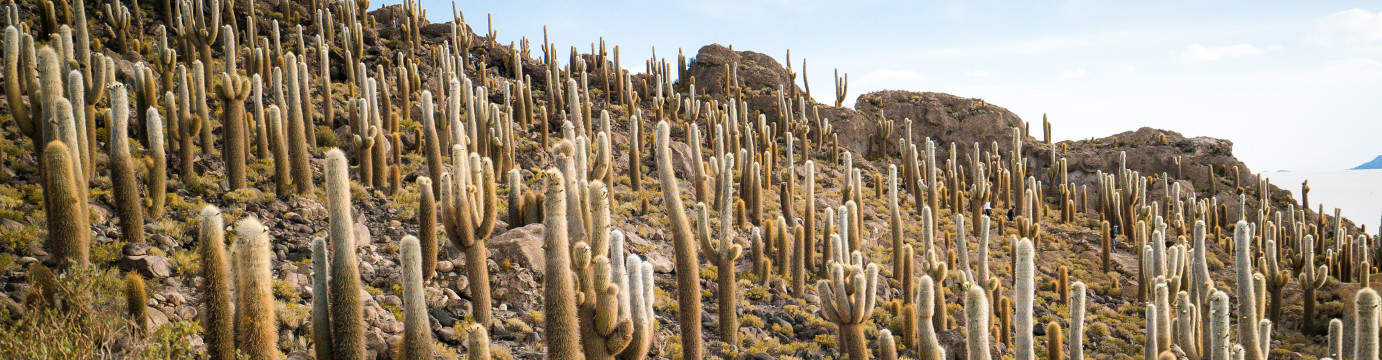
[382,1,1382,172]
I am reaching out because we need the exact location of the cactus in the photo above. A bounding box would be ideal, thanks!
[40,141,88,267]
[311,237,334,360]
[1016,237,1036,360]
[965,284,990,360]
[421,91,444,189]
[1209,291,1230,360]
[817,240,879,360]
[1330,318,1343,360]
[617,250,658,360]
[108,84,146,245]
[326,149,366,360]
[917,274,943,360]
[440,149,499,326]
[216,29,253,190]
[234,217,280,359]
[629,114,643,192]
[1261,239,1290,324]
[467,323,492,360]
[198,206,234,360]
[1070,281,1086,360]
[177,0,221,72]
[834,68,848,107]
[1058,265,1070,306]
[124,272,146,331]
[417,177,439,280]
[1145,304,1159,360]
[399,236,432,360]
[286,52,314,195]
[1358,288,1380,360]
[541,168,582,359]
[655,121,704,360]
[806,160,818,276]
[146,106,167,219]
[1048,321,1064,360]
[177,63,205,184]
[1301,233,1329,334]
[1232,221,1265,360]
[697,152,743,346]
[880,329,898,360]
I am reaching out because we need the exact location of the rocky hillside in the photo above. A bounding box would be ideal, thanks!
[0,1,1374,360]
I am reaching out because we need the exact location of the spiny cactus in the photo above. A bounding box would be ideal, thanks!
[541,168,582,359]
[818,233,879,360]
[177,63,205,184]
[216,30,253,190]
[1301,233,1329,334]
[1145,304,1159,360]
[697,153,743,346]
[177,0,220,71]
[965,284,989,360]
[1070,281,1086,360]
[880,329,898,360]
[124,272,146,331]
[198,206,234,360]
[440,149,499,326]
[467,323,492,360]
[325,149,366,360]
[1016,237,1036,360]
[40,141,88,268]
[399,235,432,360]
[616,245,658,360]
[1048,321,1064,360]
[917,274,943,360]
[234,217,280,360]
[1330,318,1343,360]
[108,83,145,245]
[1233,221,1264,360]
[1358,288,1380,360]
[311,237,333,360]
[417,177,439,280]
[655,120,703,360]
[146,106,167,219]
[286,52,314,195]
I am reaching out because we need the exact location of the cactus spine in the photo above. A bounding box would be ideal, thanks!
[399,235,432,360]
[326,149,365,360]
[234,217,280,359]
[655,121,703,360]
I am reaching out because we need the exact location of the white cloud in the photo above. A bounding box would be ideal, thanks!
[963,70,992,77]
[1174,44,1275,61]
[1061,68,1090,78]
[1313,8,1382,46]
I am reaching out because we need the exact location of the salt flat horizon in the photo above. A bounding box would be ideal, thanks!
[1261,169,1382,232]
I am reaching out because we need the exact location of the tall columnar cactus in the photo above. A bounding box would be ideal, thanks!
[1070,281,1086,360]
[177,63,204,184]
[1145,304,1159,360]
[1048,321,1064,360]
[108,84,146,245]
[570,182,636,359]
[1261,239,1290,324]
[146,106,167,219]
[806,160,818,277]
[1330,318,1343,360]
[421,91,444,191]
[399,236,432,360]
[286,53,314,195]
[698,154,743,346]
[234,217,280,360]
[1358,288,1380,360]
[311,237,333,360]
[417,177,439,280]
[198,206,233,360]
[325,149,366,360]
[267,104,290,196]
[177,0,220,71]
[41,141,88,267]
[440,150,499,326]
[629,114,643,192]
[964,284,990,360]
[541,168,582,359]
[917,274,944,360]
[1016,237,1036,360]
[1209,291,1230,360]
[655,121,703,360]
[880,330,898,360]
[616,246,658,360]
[1234,221,1264,360]
[216,28,253,190]
[1301,233,1329,334]
[818,233,879,360]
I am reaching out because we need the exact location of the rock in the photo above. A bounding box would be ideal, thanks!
[848,90,1025,160]
[686,44,803,121]
[435,260,454,273]
[354,223,372,248]
[122,242,150,256]
[490,224,546,270]
[436,326,460,344]
[119,255,173,278]
[430,307,457,327]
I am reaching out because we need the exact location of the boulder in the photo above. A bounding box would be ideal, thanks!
[119,254,173,278]
[490,224,546,270]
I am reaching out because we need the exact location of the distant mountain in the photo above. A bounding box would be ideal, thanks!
[1352,155,1382,170]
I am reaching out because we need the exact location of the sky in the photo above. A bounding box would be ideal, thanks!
[380,0,1382,172]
